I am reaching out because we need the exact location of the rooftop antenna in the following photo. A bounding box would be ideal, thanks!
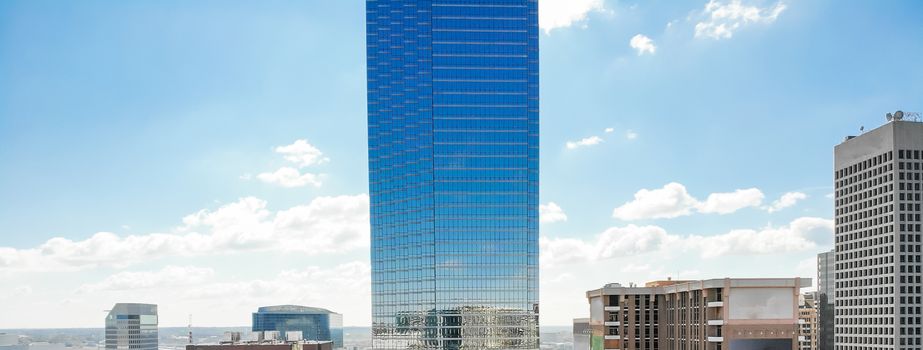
[906,111,922,122]
[894,110,905,121]
[860,126,864,133]
[887,112,893,121]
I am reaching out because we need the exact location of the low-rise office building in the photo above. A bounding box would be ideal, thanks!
[583,278,811,350]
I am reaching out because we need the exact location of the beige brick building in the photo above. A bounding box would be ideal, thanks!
[799,293,819,350]
[583,278,811,350]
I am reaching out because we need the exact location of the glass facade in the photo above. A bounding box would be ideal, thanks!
[816,250,833,350]
[366,0,539,349]
[252,305,344,349]
[105,303,158,350]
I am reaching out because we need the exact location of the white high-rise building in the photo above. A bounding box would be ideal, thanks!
[834,118,923,350]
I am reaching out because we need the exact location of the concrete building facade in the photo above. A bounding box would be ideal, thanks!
[585,278,810,350]
[834,119,923,349]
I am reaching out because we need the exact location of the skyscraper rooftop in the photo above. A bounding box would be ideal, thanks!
[256,306,339,315]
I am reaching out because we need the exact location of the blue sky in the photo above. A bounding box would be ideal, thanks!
[2,0,923,328]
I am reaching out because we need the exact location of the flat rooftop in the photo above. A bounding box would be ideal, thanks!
[587,277,812,297]
[255,305,339,315]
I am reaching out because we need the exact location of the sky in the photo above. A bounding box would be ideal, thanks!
[2,0,923,329]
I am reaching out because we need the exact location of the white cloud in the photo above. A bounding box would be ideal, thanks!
[540,237,596,266]
[181,262,369,300]
[541,216,832,266]
[251,140,329,187]
[254,139,330,188]
[13,285,32,296]
[629,34,657,55]
[178,262,371,324]
[620,263,652,273]
[541,224,672,266]
[257,167,322,188]
[612,183,699,220]
[0,194,370,272]
[596,225,674,259]
[689,217,832,258]
[271,195,370,253]
[698,188,764,214]
[78,266,215,293]
[694,0,787,40]
[566,136,603,149]
[275,139,329,168]
[547,272,575,284]
[59,261,373,327]
[539,202,568,224]
[566,128,634,149]
[613,182,766,220]
[766,192,808,213]
[539,0,607,34]
[0,285,33,300]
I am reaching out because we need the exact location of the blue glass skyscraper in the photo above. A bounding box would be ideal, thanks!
[252,305,344,349]
[366,1,539,349]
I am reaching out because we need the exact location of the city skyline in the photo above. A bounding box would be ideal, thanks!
[3,0,923,331]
